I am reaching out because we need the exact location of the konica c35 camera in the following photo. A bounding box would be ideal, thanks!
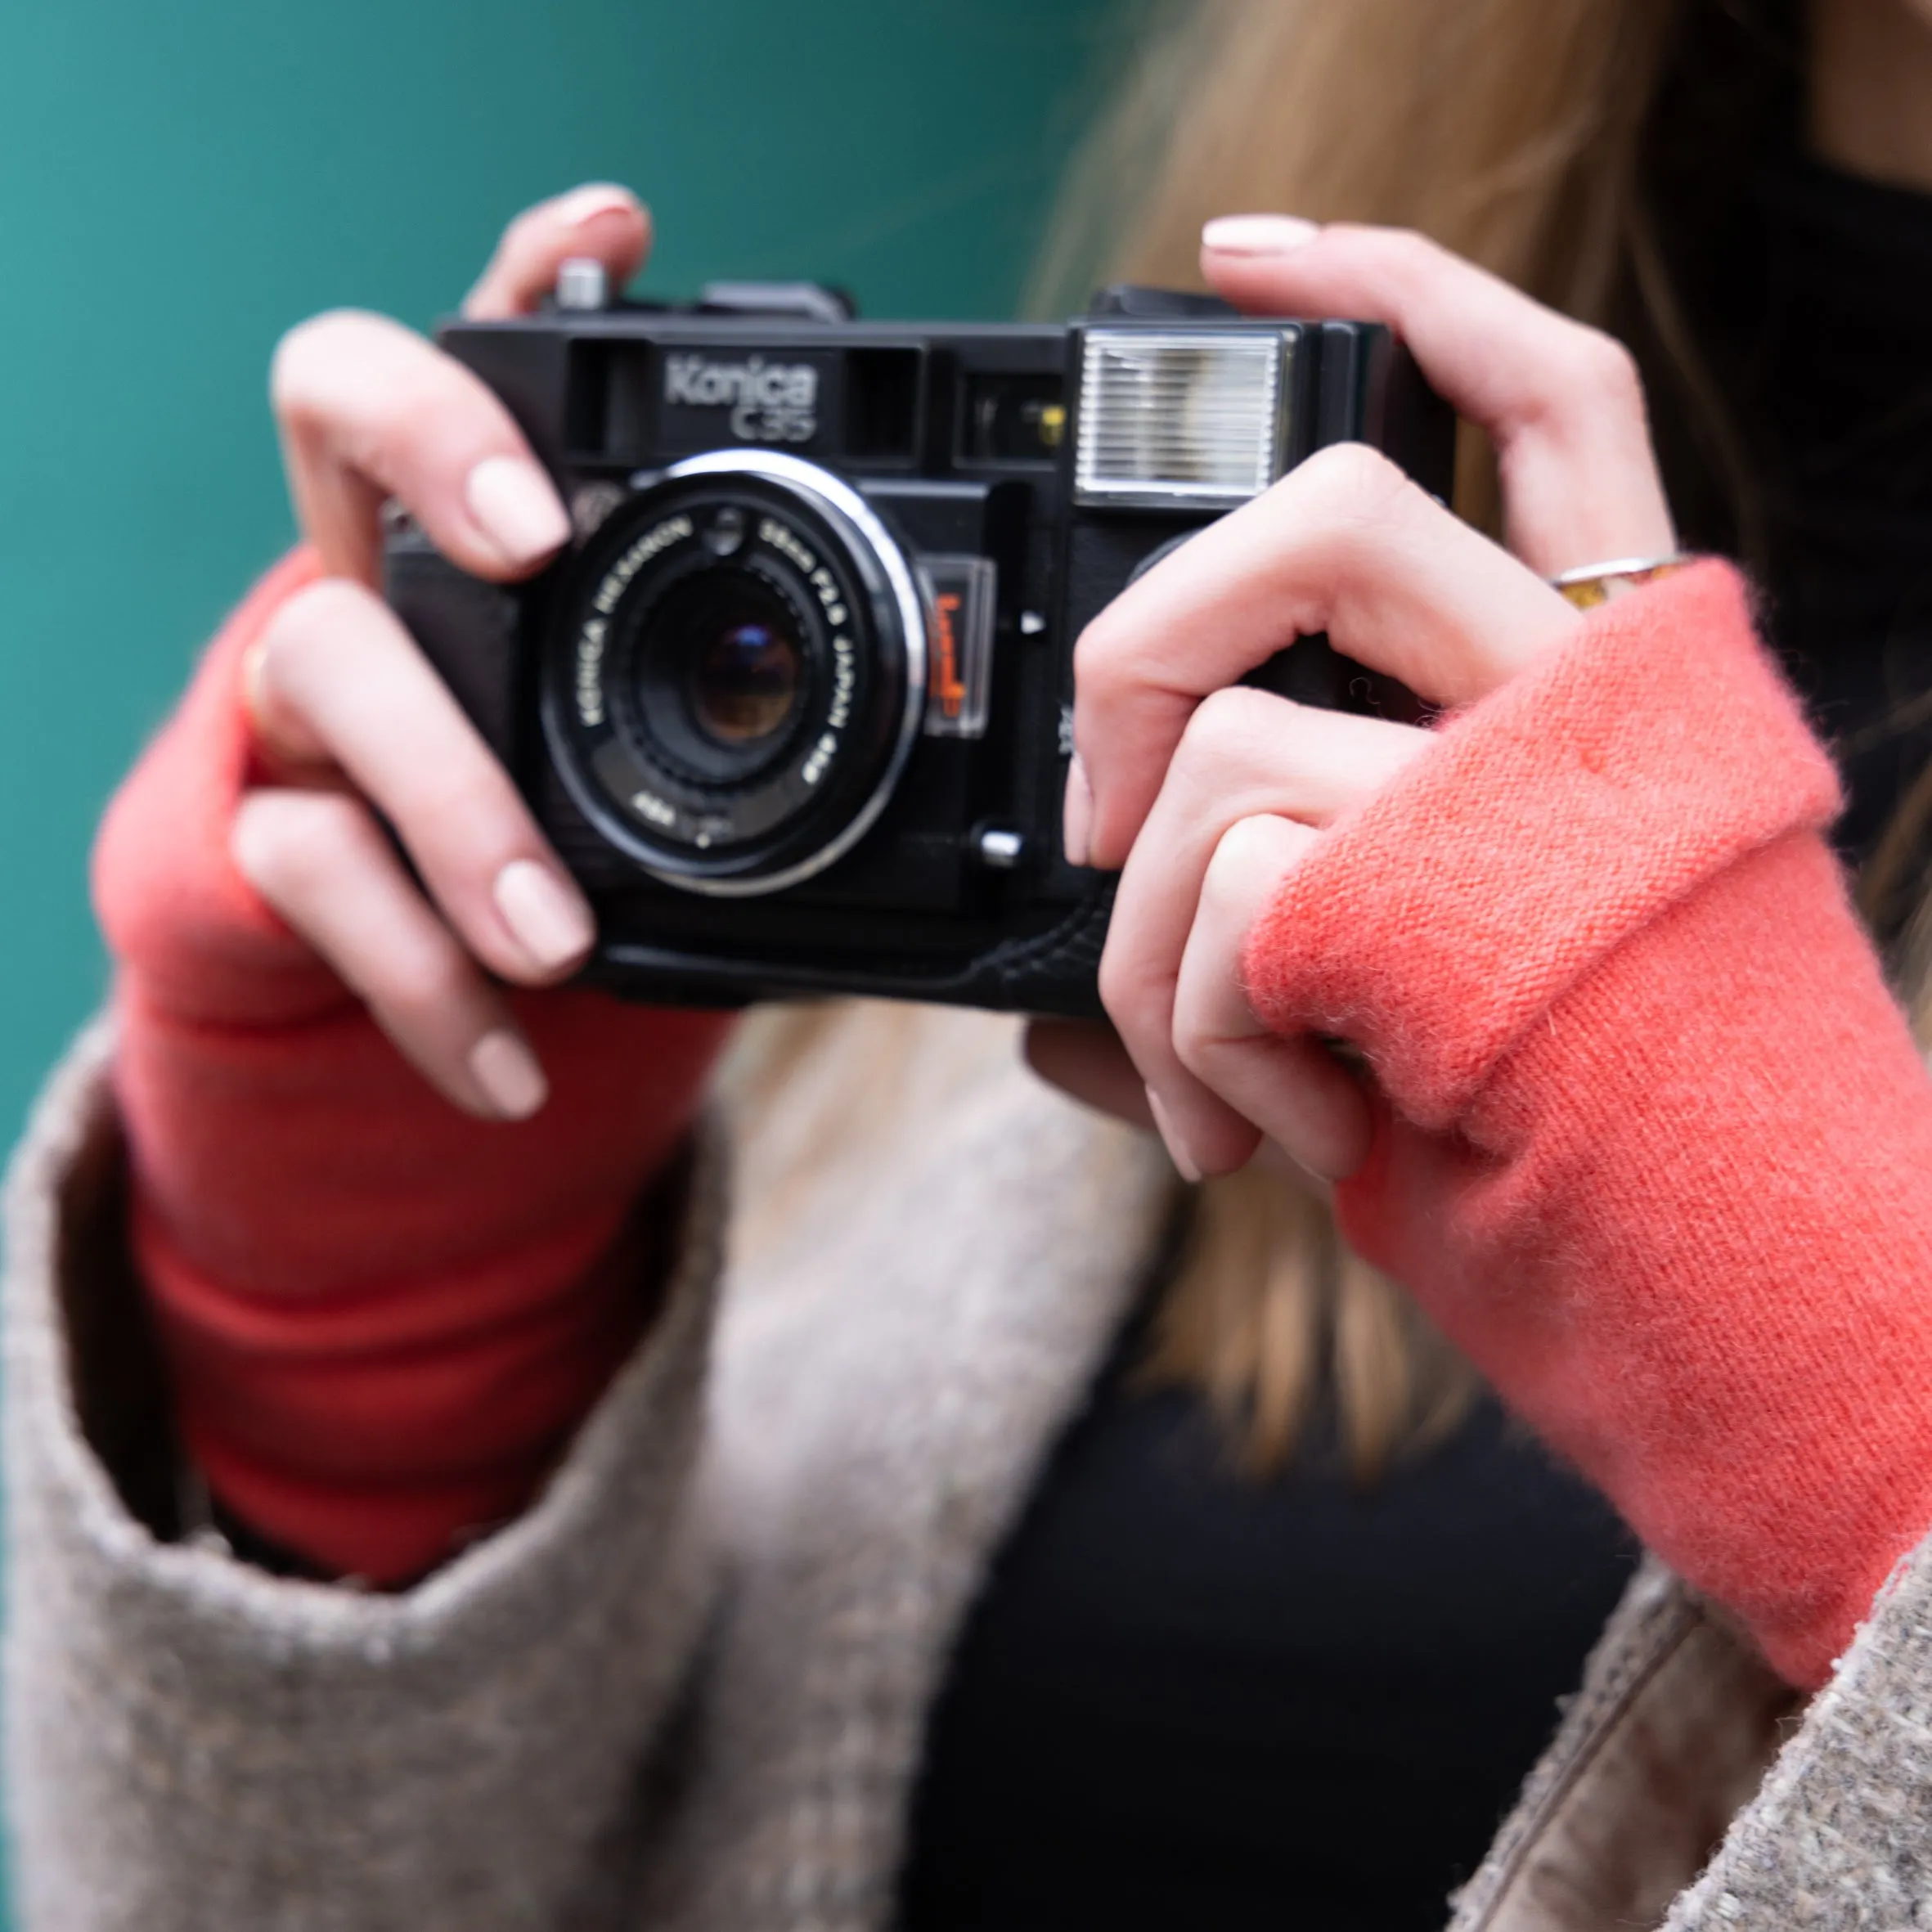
[386,269,1453,1018]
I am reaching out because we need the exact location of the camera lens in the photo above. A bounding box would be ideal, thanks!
[684,599,802,748]
[543,452,928,895]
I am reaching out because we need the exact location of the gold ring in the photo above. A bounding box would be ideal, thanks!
[1550,555,1693,610]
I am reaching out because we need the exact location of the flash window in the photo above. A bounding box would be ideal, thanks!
[1073,328,1294,510]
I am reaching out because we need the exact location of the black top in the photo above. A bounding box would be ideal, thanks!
[1676,154,1932,878]
[897,155,1932,1931]
[897,1315,1636,1931]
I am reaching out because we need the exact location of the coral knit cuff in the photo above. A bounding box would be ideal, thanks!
[95,550,733,1584]
[1242,560,1932,1688]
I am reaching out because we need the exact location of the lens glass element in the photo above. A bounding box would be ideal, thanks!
[692,618,800,745]
[631,569,808,777]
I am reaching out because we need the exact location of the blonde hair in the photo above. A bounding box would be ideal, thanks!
[1038,0,1678,316]
[734,0,1921,1482]
[1145,1166,1472,1480]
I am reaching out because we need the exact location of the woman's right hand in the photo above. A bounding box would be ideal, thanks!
[233,183,653,1117]
[93,187,736,1584]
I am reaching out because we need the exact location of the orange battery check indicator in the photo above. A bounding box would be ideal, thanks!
[919,554,995,739]
[932,591,968,720]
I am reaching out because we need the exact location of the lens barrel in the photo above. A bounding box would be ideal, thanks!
[541,452,928,895]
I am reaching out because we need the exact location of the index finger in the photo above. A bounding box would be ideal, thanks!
[1200,219,1677,575]
[464,182,652,321]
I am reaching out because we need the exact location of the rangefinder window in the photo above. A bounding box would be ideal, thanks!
[564,342,661,462]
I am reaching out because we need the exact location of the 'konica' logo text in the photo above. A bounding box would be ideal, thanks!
[663,354,819,443]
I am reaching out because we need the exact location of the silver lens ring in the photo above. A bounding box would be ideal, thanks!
[631,450,928,898]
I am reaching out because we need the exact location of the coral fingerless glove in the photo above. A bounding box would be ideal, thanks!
[1242,561,1932,1688]
[95,552,734,1584]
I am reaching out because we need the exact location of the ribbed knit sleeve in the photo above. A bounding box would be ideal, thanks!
[1241,562,1932,1688]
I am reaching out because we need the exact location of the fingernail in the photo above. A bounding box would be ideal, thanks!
[470,1030,549,1120]
[239,636,275,741]
[1063,753,1094,868]
[1202,213,1320,256]
[465,456,571,569]
[494,858,595,972]
[1146,1085,1202,1184]
[551,182,636,228]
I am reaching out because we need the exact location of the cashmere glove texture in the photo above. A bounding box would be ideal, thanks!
[95,551,733,1582]
[1242,561,1932,1687]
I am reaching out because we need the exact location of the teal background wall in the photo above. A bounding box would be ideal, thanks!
[0,0,1126,1911]
[0,0,1128,1148]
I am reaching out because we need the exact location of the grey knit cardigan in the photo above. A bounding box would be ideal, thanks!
[7,1005,1932,1931]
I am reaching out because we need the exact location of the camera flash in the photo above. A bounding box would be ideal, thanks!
[1073,329,1292,509]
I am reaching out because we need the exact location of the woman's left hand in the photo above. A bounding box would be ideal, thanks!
[1028,218,1678,1182]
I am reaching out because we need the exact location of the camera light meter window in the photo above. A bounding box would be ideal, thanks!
[1074,330,1292,509]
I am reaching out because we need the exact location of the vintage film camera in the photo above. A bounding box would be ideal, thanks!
[387,272,1453,1018]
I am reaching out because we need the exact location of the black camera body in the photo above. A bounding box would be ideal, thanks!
[387,277,1453,1018]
